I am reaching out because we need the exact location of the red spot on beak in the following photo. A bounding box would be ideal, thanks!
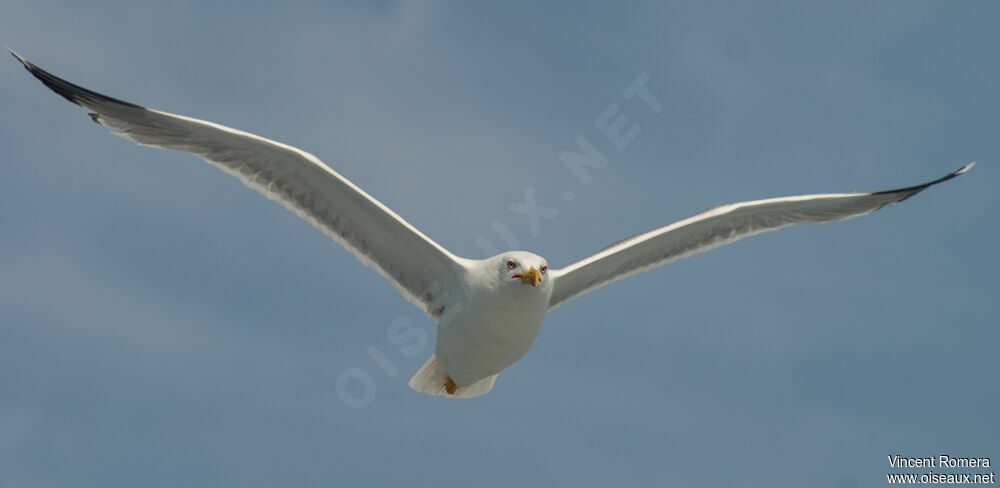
[512,266,541,287]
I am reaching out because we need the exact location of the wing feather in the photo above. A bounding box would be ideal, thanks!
[548,163,973,310]
[12,50,464,320]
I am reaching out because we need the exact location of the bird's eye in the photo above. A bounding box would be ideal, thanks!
[506,260,517,270]
[540,265,547,274]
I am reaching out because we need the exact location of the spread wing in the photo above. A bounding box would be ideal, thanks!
[548,163,973,310]
[12,50,464,320]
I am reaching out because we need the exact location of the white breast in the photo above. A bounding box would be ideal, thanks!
[436,269,552,384]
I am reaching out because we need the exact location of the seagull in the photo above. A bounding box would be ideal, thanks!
[12,50,973,398]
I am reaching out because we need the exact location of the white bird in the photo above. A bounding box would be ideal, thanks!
[12,51,973,398]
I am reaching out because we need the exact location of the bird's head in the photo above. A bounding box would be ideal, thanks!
[495,252,547,288]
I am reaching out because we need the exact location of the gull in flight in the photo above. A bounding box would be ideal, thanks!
[12,51,973,398]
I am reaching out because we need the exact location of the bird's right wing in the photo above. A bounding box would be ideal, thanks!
[548,163,973,310]
[13,51,465,320]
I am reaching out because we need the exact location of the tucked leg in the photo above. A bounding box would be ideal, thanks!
[444,376,457,395]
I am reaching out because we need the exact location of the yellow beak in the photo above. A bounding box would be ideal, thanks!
[514,266,541,287]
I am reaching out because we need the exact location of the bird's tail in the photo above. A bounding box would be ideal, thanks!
[408,353,497,399]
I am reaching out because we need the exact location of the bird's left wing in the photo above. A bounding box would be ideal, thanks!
[548,164,972,310]
[12,51,465,320]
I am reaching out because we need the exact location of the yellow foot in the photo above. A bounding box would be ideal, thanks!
[444,376,457,395]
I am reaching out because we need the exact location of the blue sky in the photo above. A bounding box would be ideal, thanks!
[1,1,997,486]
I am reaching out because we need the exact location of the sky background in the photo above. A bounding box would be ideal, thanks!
[1,1,997,486]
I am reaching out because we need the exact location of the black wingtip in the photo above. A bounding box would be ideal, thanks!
[10,49,86,107]
[870,162,975,202]
[10,49,144,111]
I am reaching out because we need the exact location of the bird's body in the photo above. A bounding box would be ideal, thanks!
[422,253,552,395]
[12,50,973,399]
